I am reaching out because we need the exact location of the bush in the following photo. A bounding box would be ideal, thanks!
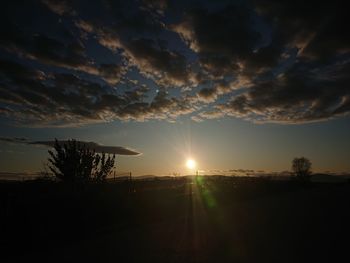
[48,139,115,183]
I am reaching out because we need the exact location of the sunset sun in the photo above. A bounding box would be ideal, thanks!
[186,159,196,169]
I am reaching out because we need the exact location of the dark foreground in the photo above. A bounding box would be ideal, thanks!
[1,176,349,262]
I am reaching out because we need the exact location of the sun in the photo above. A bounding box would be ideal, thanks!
[186,159,196,169]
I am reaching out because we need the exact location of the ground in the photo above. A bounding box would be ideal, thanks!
[1,176,349,262]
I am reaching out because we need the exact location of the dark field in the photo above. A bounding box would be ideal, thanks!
[1,177,349,262]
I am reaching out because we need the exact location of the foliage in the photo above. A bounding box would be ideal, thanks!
[93,153,116,182]
[291,157,312,182]
[48,139,115,182]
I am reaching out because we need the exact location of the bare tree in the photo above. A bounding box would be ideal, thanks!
[48,139,115,182]
[292,157,312,182]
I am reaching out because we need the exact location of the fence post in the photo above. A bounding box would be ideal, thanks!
[129,172,132,193]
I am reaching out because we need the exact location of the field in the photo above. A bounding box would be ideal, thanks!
[1,176,349,262]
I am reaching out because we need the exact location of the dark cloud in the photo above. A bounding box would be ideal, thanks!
[0,137,29,144]
[41,0,75,16]
[0,17,125,85]
[0,0,349,125]
[171,4,263,78]
[0,59,119,125]
[1,20,84,67]
[254,0,349,61]
[116,90,196,121]
[125,38,193,86]
[196,79,245,103]
[75,20,195,87]
[31,140,141,155]
[197,87,218,102]
[0,137,141,155]
[172,5,259,54]
[104,0,165,33]
[178,0,349,123]
[0,59,196,125]
[96,63,126,85]
[219,60,350,123]
[142,0,168,15]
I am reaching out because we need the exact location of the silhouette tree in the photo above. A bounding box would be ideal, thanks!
[292,157,312,182]
[48,139,115,182]
[93,153,115,182]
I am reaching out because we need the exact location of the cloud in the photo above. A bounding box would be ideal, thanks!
[0,19,125,85]
[0,137,29,144]
[0,137,141,155]
[142,0,168,15]
[96,63,127,85]
[0,0,349,125]
[41,0,75,16]
[180,0,349,123]
[254,0,349,61]
[196,79,245,103]
[197,88,218,102]
[171,4,263,78]
[75,19,195,87]
[218,60,350,123]
[0,59,197,125]
[0,59,118,125]
[30,140,141,155]
[115,90,197,121]
[125,38,194,87]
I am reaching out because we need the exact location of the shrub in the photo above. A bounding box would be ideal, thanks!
[48,139,115,183]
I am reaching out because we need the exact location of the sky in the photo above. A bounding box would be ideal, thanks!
[0,0,349,176]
